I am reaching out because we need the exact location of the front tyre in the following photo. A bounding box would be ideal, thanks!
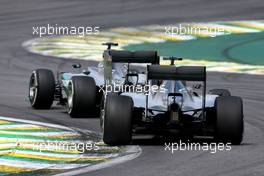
[103,94,133,145]
[29,69,55,109]
[215,96,244,145]
[68,76,96,117]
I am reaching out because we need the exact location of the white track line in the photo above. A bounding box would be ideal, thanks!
[0,130,79,137]
[0,116,74,131]
[0,159,90,170]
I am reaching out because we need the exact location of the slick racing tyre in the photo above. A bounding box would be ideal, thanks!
[215,96,244,145]
[103,94,133,145]
[68,76,96,117]
[209,89,231,96]
[29,69,55,109]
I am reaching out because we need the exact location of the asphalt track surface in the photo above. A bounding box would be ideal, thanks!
[1,0,264,175]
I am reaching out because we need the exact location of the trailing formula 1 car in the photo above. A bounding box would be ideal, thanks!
[29,42,244,145]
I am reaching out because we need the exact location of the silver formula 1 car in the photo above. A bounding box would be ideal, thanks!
[29,42,244,145]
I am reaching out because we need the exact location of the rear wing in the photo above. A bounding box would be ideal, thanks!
[147,65,206,81]
[102,47,159,85]
[107,50,159,64]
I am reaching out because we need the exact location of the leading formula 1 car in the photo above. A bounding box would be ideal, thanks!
[29,43,244,145]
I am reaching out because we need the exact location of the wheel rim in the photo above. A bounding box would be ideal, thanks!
[67,81,74,114]
[100,95,106,138]
[29,71,38,105]
[100,109,105,129]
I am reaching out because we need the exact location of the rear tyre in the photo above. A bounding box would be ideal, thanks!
[209,89,231,96]
[29,69,55,109]
[68,76,96,117]
[215,96,244,144]
[103,94,133,145]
